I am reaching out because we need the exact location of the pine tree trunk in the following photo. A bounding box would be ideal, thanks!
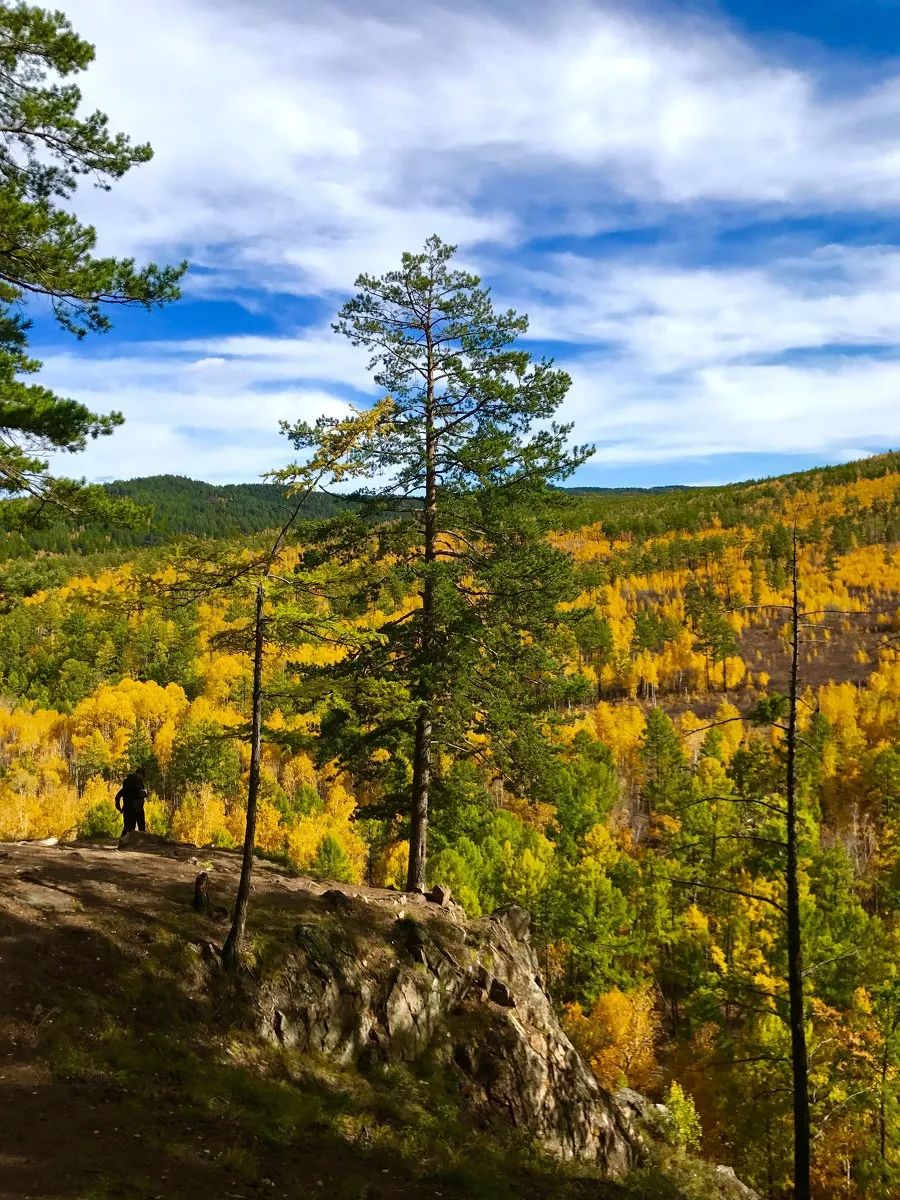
[406,321,437,893]
[786,530,811,1200]
[407,704,431,892]
[222,583,265,971]
[880,1044,888,1169]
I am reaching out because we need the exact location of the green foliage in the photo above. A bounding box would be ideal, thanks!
[311,833,354,883]
[574,612,615,696]
[122,723,157,777]
[553,733,619,857]
[76,797,120,839]
[169,721,241,798]
[640,708,695,818]
[284,236,591,885]
[633,608,681,655]
[428,806,554,918]
[748,692,789,724]
[0,587,198,708]
[664,1083,703,1154]
[0,475,352,556]
[627,1154,753,1200]
[539,853,637,1003]
[0,0,183,518]
[683,580,739,689]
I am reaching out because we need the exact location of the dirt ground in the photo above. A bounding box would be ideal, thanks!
[1,842,290,1200]
[0,840,623,1200]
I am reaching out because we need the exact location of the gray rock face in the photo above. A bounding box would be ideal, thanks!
[714,1165,761,1199]
[491,902,531,942]
[9,880,77,911]
[254,896,641,1175]
[118,831,172,852]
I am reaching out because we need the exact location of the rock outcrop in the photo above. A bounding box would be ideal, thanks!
[248,890,641,1174]
[1,840,758,1196]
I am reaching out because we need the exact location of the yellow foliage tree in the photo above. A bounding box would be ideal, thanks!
[564,983,662,1092]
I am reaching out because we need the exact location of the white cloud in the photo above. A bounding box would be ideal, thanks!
[566,353,899,467]
[41,346,356,482]
[166,330,374,391]
[512,244,900,369]
[512,242,900,466]
[28,0,900,482]
[55,0,900,289]
[40,262,900,483]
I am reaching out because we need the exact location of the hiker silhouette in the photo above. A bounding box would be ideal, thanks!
[115,771,148,836]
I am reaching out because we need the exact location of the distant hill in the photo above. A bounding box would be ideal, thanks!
[1,453,897,558]
[0,474,704,558]
[104,474,348,539]
[0,475,351,556]
[560,451,900,537]
[569,484,693,495]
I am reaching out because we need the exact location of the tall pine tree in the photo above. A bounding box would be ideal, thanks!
[0,1,184,518]
[283,235,591,890]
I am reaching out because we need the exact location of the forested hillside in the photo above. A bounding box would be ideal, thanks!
[0,475,350,556]
[1,451,898,1196]
[0,474,695,558]
[4,3,900,1197]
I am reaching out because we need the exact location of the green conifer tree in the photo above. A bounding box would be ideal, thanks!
[0,1,184,518]
[283,235,592,891]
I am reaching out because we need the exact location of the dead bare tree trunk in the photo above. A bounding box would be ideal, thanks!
[222,583,265,971]
[786,528,811,1200]
[407,704,432,892]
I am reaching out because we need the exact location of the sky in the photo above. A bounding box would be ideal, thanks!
[34,0,900,487]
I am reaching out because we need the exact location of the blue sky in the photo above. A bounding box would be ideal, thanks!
[35,0,900,486]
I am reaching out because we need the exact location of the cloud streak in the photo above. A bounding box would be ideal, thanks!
[34,0,900,482]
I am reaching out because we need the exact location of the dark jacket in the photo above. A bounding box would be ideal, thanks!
[115,774,148,811]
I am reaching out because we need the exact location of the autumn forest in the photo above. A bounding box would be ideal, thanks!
[2,446,899,1196]
[2,3,900,1198]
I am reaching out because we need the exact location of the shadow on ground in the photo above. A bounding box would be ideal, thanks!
[0,842,636,1200]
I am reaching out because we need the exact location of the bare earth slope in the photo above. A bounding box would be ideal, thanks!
[0,839,639,1200]
[0,839,757,1200]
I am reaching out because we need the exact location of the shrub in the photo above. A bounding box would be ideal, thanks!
[78,798,120,840]
[311,833,354,883]
[664,1081,702,1154]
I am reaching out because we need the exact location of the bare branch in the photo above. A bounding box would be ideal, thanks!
[656,873,787,914]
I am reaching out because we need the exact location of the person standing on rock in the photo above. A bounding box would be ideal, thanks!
[115,771,148,836]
